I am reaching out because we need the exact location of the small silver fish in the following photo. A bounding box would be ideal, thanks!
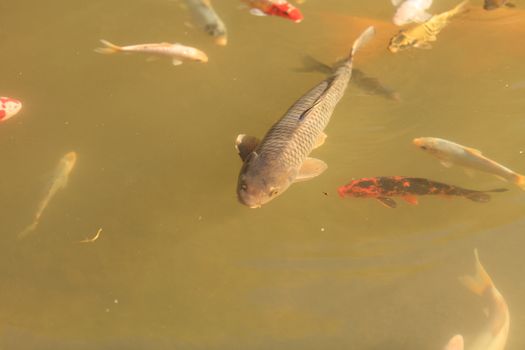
[413,137,525,190]
[185,0,228,46]
[444,249,509,350]
[235,26,375,208]
[19,152,77,238]
[95,40,208,66]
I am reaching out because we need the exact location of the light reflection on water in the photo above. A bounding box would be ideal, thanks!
[0,0,524,349]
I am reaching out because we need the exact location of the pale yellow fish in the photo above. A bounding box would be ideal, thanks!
[95,40,208,66]
[413,137,525,190]
[388,0,469,52]
[444,249,509,350]
[18,152,77,239]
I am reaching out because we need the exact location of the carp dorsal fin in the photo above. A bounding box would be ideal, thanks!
[235,134,260,161]
[465,146,483,156]
[313,132,327,149]
[295,157,327,182]
[295,75,337,121]
[376,197,397,208]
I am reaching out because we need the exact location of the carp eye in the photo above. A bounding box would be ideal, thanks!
[240,183,248,191]
[269,189,279,197]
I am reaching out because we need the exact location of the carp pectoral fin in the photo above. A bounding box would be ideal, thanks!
[376,197,397,208]
[440,160,454,168]
[414,41,433,49]
[402,195,419,205]
[235,134,260,161]
[172,59,183,66]
[313,132,327,149]
[443,334,464,350]
[295,158,327,182]
[249,8,267,16]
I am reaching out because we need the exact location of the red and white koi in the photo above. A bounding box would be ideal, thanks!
[241,0,303,23]
[0,97,22,122]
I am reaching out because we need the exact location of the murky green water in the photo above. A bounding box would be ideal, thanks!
[1,0,524,349]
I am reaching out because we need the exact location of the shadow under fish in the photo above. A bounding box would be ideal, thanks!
[295,55,401,101]
[338,176,508,208]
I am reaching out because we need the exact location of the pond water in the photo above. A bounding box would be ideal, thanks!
[0,0,524,349]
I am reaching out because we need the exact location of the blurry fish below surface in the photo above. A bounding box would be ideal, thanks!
[296,56,400,101]
[337,176,508,208]
[235,27,375,208]
[185,0,227,46]
[392,0,433,26]
[0,97,22,122]
[241,0,303,23]
[95,40,208,66]
[388,0,469,52]
[18,152,77,239]
[443,249,509,350]
[413,137,525,190]
[484,0,515,10]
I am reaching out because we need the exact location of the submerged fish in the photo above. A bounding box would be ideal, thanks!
[484,0,515,10]
[296,56,400,101]
[413,137,525,190]
[0,97,22,122]
[95,40,208,66]
[241,0,303,23]
[19,152,77,238]
[392,0,433,26]
[337,176,507,208]
[388,0,469,52]
[444,249,509,350]
[185,0,228,46]
[235,26,375,208]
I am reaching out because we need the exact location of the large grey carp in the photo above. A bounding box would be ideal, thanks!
[235,26,375,208]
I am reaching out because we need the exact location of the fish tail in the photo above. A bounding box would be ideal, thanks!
[94,39,122,54]
[350,26,375,59]
[337,186,347,198]
[459,249,493,296]
[18,220,39,239]
[515,174,525,191]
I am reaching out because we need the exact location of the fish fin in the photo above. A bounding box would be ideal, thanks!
[402,195,419,205]
[172,59,183,66]
[376,197,397,208]
[463,168,476,178]
[215,35,228,46]
[295,55,333,75]
[486,188,509,193]
[313,132,327,149]
[235,134,260,161]
[414,41,433,49]
[414,11,432,23]
[350,26,375,58]
[94,39,121,54]
[464,147,483,156]
[459,249,493,296]
[295,158,327,182]
[464,192,491,203]
[515,174,525,190]
[391,0,403,6]
[440,160,454,168]
[443,334,464,350]
[18,221,39,239]
[298,99,323,121]
[249,8,268,16]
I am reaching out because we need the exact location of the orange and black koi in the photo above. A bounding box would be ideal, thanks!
[337,176,508,208]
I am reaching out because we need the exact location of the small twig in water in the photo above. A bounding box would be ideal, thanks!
[79,228,102,243]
